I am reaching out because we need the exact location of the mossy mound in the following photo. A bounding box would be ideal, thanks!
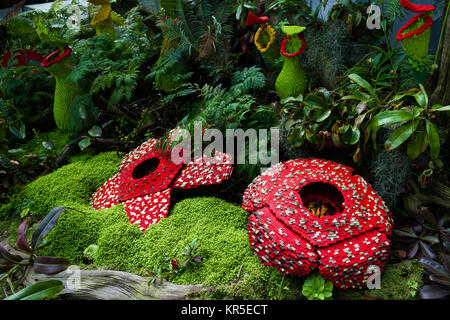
[335,260,424,300]
[39,196,302,299]
[20,151,121,217]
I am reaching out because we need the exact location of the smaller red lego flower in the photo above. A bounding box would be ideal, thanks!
[92,129,233,231]
[41,48,72,68]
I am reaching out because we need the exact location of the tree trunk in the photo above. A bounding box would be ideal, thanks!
[23,267,207,300]
[430,0,450,106]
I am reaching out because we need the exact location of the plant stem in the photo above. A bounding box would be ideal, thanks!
[0,264,20,283]
[277,274,285,300]
[434,2,450,66]
[100,96,138,126]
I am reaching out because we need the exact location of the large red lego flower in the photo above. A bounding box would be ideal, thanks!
[91,130,233,231]
[242,158,393,289]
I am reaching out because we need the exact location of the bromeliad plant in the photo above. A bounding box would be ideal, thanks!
[0,207,74,298]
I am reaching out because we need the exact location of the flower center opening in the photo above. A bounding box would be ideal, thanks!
[132,157,160,180]
[299,182,345,217]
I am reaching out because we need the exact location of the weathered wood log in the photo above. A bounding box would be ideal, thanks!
[23,267,206,300]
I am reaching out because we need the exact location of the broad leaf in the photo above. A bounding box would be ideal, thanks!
[4,280,64,300]
[16,220,32,253]
[419,284,450,299]
[371,110,413,128]
[425,120,440,159]
[78,137,91,151]
[384,120,419,151]
[88,125,102,138]
[0,244,23,264]
[348,74,374,95]
[33,256,70,275]
[31,207,68,250]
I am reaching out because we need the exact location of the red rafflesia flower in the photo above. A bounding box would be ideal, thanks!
[242,158,393,289]
[91,129,233,231]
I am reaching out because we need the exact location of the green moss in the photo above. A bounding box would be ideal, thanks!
[40,196,302,299]
[335,260,424,300]
[95,221,142,271]
[38,203,128,264]
[20,152,120,217]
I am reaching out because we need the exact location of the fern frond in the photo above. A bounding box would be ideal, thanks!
[384,0,405,24]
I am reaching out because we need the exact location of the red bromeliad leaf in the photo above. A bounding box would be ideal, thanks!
[17,220,32,253]
[243,158,393,289]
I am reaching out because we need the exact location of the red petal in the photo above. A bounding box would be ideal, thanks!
[245,12,269,27]
[91,173,122,210]
[400,0,435,13]
[317,231,391,289]
[171,151,233,189]
[248,207,318,276]
[124,188,172,231]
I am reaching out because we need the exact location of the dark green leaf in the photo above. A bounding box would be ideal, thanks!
[425,120,440,159]
[78,137,91,151]
[371,110,413,128]
[31,207,68,250]
[88,125,102,138]
[384,120,419,151]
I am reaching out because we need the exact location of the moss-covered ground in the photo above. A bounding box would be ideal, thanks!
[1,152,301,299]
[0,151,424,300]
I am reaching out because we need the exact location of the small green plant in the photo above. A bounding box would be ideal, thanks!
[83,244,99,262]
[148,239,203,284]
[407,279,419,298]
[301,272,333,300]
